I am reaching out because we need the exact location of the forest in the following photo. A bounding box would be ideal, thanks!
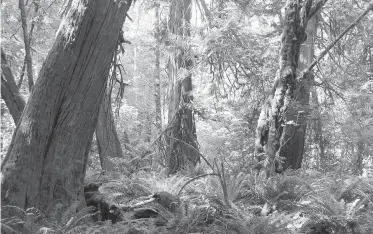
[1,0,373,233]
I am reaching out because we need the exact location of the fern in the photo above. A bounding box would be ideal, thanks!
[299,177,373,234]
[1,205,43,234]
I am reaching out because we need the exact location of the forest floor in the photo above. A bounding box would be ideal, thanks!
[2,161,373,234]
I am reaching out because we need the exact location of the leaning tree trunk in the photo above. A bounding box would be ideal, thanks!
[255,0,319,176]
[1,48,26,124]
[166,0,199,175]
[1,0,132,213]
[96,88,124,171]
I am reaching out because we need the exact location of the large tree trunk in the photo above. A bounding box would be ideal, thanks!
[280,11,318,171]
[255,0,318,176]
[96,88,124,171]
[1,48,26,124]
[166,0,199,175]
[1,0,132,213]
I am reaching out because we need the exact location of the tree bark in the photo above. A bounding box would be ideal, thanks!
[280,11,318,171]
[166,0,199,175]
[1,48,26,124]
[255,0,315,176]
[96,88,124,171]
[1,0,132,213]
[19,0,34,91]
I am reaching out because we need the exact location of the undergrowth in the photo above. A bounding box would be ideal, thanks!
[2,168,372,234]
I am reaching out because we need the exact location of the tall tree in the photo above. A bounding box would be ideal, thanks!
[309,15,325,170]
[165,0,199,174]
[255,0,327,176]
[278,7,318,171]
[1,0,133,213]
[255,0,373,175]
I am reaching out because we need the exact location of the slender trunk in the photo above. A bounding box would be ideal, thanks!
[19,0,34,90]
[96,88,124,171]
[1,0,132,213]
[18,0,41,89]
[311,87,326,170]
[1,48,26,124]
[18,60,27,88]
[143,112,152,143]
[196,0,212,27]
[166,0,199,175]
[29,0,41,41]
[154,2,162,134]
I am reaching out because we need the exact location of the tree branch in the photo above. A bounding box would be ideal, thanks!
[300,2,373,80]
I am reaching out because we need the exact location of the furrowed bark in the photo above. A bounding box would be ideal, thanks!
[1,0,133,213]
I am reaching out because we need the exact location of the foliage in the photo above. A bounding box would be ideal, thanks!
[2,167,373,233]
[1,204,98,234]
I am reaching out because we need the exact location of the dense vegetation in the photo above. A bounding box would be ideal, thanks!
[1,0,372,233]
